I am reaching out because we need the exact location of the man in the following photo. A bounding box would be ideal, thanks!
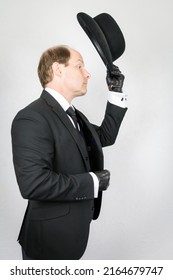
[11,45,127,260]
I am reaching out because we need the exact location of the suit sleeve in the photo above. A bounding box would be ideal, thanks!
[94,102,127,147]
[11,109,94,202]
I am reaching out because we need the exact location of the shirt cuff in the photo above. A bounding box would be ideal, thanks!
[108,91,128,108]
[89,172,99,198]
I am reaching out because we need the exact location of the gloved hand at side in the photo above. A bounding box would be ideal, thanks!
[106,64,125,93]
[94,170,110,191]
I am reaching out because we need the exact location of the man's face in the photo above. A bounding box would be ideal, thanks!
[60,49,91,99]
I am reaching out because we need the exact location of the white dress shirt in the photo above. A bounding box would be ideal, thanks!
[45,87,127,198]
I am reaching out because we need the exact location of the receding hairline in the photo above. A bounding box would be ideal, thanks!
[47,44,79,54]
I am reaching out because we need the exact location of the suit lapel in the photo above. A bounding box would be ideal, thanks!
[41,91,91,170]
[76,110,103,153]
[76,109,104,170]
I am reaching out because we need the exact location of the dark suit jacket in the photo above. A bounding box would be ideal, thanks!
[11,90,127,259]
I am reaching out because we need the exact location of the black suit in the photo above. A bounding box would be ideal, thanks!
[11,90,127,259]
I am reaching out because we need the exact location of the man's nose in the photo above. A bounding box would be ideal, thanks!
[86,70,91,79]
[85,69,91,79]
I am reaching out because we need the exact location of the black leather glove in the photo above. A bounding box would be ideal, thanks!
[94,170,110,191]
[106,64,125,93]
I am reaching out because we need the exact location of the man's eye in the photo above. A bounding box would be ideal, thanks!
[76,64,83,69]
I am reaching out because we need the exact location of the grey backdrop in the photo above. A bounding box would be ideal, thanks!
[0,0,173,259]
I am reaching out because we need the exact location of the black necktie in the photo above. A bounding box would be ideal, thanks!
[66,107,79,131]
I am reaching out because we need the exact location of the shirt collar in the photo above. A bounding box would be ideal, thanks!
[45,87,70,112]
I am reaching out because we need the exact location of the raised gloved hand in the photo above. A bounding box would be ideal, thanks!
[106,64,125,93]
[94,170,110,191]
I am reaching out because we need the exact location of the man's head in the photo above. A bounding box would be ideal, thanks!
[38,45,90,102]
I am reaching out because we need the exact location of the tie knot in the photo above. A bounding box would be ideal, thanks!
[66,106,76,118]
[66,107,79,130]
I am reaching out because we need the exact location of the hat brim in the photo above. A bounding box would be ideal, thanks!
[77,12,125,72]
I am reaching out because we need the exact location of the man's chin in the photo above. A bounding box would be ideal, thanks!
[77,89,87,97]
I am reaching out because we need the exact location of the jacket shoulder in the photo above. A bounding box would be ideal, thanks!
[11,97,51,133]
[12,93,50,120]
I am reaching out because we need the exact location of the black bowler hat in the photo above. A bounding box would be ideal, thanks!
[77,12,125,72]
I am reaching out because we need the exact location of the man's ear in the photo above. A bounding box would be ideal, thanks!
[52,62,62,77]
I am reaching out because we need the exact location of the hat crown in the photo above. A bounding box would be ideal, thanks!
[94,13,125,61]
[77,12,125,71]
